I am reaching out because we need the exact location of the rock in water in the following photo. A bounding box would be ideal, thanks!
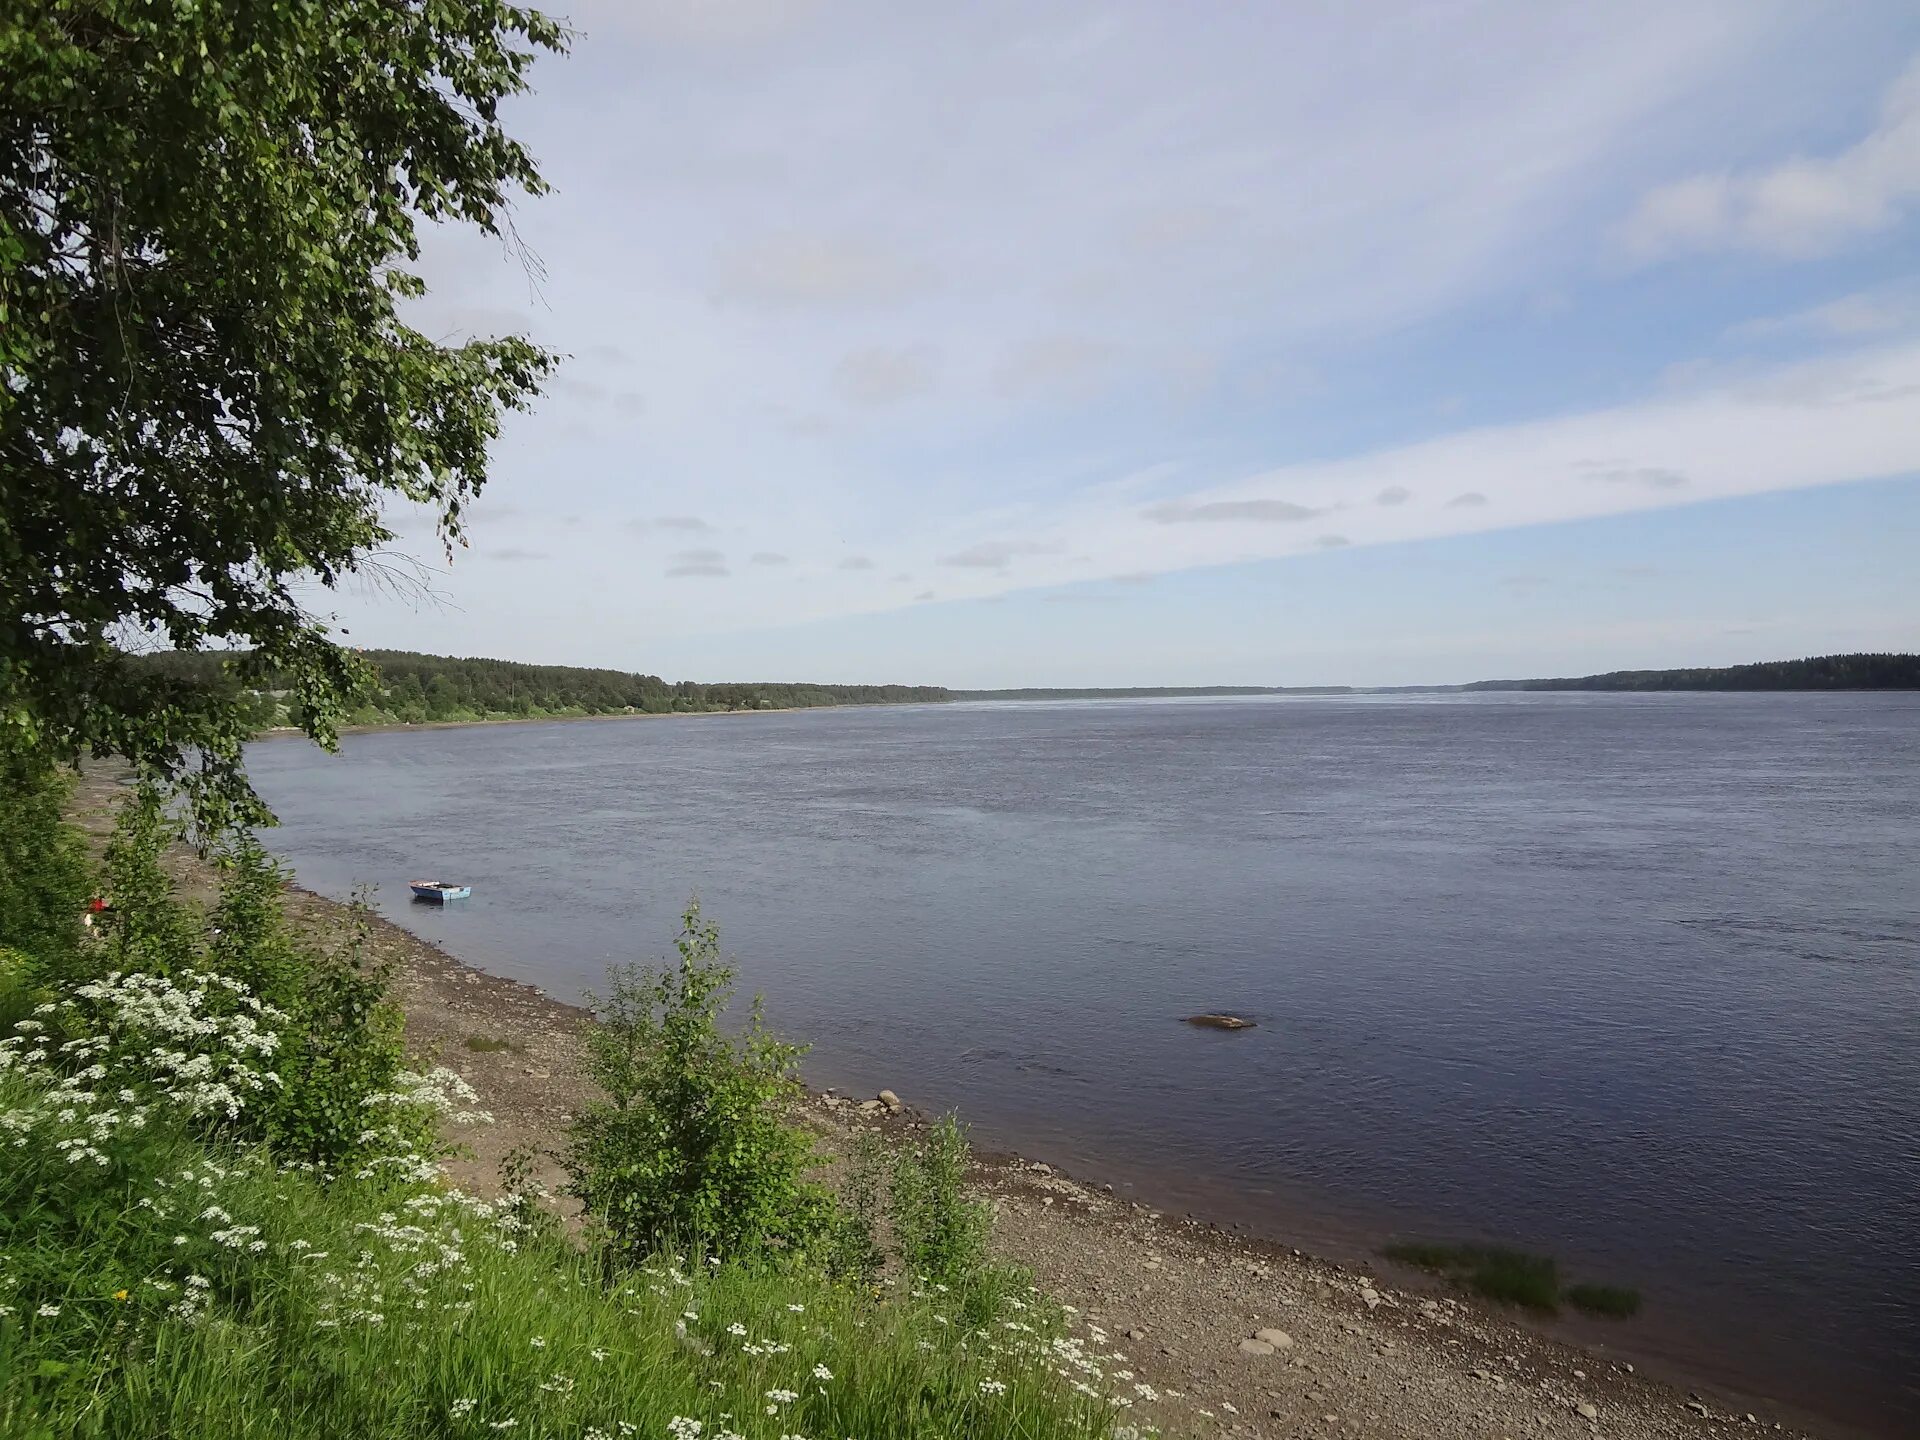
[877,1088,903,1112]
[1184,1014,1256,1030]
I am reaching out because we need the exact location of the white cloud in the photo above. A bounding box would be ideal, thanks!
[711,235,929,308]
[1731,284,1920,339]
[836,345,939,405]
[1620,54,1920,259]
[907,339,1920,606]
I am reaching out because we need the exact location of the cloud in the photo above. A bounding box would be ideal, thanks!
[1619,54,1920,259]
[751,551,791,566]
[938,540,1066,571]
[1732,287,1920,340]
[712,234,927,307]
[552,375,609,403]
[1579,463,1688,490]
[483,547,549,562]
[666,547,728,577]
[912,590,936,602]
[1315,534,1351,549]
[995,336,1121,400]
[836,345,938,405]
[572,0,823,46]
[629,515,715,535]
[837,555,876,571]
[1145,498,1326,524]
[1445,491,1490,509]
[1376,485,1412,506]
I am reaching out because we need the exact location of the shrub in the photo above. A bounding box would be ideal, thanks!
[888,1113,1029,1324]
[0,752,91,978]
[265,895,445,1172]
[205,834,304,1011]
[97,779,198,979]
[565,901,835,1263]
[820,1130,887,1285]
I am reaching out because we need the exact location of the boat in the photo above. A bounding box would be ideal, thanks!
[409,880,472,903]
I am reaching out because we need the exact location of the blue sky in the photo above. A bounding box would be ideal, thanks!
[337,0,1920,686]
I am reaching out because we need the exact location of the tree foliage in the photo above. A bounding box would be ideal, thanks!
[0,0,565,828]
[132,647,954,724]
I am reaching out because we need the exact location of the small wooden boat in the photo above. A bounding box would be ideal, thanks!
[409,880,472,903]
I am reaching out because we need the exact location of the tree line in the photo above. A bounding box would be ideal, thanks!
[1465,652,1920,692]
[128,649,953,728]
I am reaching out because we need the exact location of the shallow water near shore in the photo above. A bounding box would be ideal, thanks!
[248,692,1920,1434]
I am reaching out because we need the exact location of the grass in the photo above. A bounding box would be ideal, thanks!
[1382,1242,1560,1312]
[462,1033,521,1053]
[1565,1282,1643,1318]
[1382,1240,1641,1319]
[0,1068,1121,1440]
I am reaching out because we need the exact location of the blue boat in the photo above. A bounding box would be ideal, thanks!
[409,880,472,903]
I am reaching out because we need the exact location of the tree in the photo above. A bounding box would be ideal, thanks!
[0,1,565,829]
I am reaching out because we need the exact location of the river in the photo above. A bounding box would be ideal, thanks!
[248,692,1920,1433]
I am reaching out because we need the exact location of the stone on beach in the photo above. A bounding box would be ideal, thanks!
[1254,1328,1295,1349]
[877,1088,903,1111]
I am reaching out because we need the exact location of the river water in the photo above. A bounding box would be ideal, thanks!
[247,693,1920,1433]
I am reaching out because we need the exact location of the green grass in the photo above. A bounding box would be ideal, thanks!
[1382,1242,1559,1311]
[1565,1282,1643,1318]
[0,1070,1122,1440]
[1384,1240,1643,1319]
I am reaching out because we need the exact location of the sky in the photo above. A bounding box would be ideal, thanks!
[336,0,1920,687]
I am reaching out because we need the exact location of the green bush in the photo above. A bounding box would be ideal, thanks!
[265,895,447,1173]
[205,834,304,1011]
[565,901,835,1263]
[891,1115,992,1289]
[96,779,198,979]
[0,753,91,978]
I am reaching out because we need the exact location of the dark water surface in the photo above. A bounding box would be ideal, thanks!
[248,694,1920,1433]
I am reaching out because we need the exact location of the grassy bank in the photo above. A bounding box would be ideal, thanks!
[0,765,1123,1440]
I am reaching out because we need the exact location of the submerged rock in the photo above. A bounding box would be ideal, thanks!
[1183,1014,1256,1030]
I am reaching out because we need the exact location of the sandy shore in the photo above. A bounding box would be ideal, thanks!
[65,772,1865,1440]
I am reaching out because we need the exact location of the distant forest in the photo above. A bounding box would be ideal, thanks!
[1466,653,1920,692]
[955,685,1354,700]
[128,649,951,728]
[126,649,1918,733]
